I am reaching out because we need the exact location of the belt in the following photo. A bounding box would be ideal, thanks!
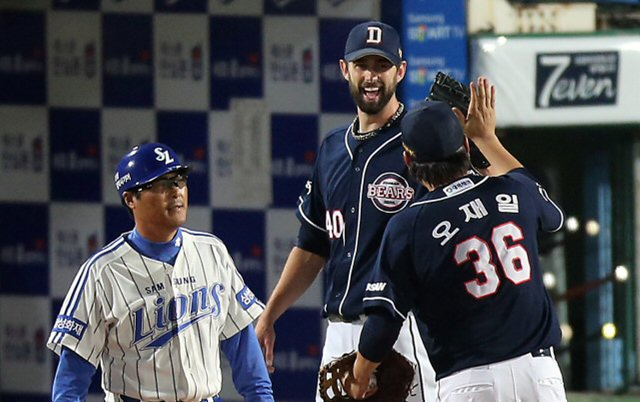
[531,346,554,358]
[120,396,220,402]
[327,314,366,324]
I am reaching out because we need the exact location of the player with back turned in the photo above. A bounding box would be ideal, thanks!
[346,78,568,401]
[48,143,274,401]
[256,21,436,401]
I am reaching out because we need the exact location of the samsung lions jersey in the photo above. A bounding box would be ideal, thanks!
[48,228,264,401]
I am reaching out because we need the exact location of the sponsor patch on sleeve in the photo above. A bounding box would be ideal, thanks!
[52,315,88,340]
[365,282,388,292]
[236,285,256,310]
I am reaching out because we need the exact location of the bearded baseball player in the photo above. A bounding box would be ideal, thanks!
[255,21,436,401]
[48,143,274,401]
[347,78,568,401]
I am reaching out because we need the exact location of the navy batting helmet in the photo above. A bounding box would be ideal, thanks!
[114,143,189,197]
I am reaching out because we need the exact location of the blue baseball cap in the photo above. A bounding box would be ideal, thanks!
[401,101,465,163]
[344,21,403,66]
[114,143,189,197]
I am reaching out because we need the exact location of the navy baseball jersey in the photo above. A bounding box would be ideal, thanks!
[297,117,422,320]
[363,169,564,379]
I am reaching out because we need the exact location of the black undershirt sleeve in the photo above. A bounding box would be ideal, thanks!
[358,308,404,363]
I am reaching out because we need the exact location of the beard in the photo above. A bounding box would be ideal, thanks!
[348,77,397,115]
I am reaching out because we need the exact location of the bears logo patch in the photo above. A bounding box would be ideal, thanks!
[366,172,414,213]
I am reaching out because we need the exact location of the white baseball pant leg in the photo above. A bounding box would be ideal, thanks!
[436,349,567,402]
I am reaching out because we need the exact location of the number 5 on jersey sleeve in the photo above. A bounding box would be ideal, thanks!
[454,222,532,299]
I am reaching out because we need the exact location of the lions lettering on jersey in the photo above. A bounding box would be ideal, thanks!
[133,283,226,349]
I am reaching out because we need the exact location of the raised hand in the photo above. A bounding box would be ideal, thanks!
[452,76,496,142]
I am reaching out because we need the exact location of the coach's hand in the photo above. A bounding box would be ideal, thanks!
[256,315,276,373]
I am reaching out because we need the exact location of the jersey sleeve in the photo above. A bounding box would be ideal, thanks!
[362,213,419,320]
[220,247,265,340]
[47,260,107,368]
[508,168,565,233]
[295,222,329,258]
[295,147,328,247]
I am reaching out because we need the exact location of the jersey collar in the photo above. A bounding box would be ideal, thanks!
[127,227,184,265]
[344,116,403,159]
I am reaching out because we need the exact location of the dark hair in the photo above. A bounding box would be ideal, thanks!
[408,147,471,188]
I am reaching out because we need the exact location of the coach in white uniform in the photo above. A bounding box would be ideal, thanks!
[48,143,274,402]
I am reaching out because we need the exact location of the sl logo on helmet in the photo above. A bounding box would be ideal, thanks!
[367,172,414,213]
[154,147,175,165]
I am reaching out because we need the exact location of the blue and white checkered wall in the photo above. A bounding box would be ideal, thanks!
[0,1,389,400]
[0,0,469,399]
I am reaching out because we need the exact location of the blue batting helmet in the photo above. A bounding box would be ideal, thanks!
[114,143,189,197]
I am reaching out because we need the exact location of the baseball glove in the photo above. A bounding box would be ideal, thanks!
[427,71,491,170]
[318,349,415,402]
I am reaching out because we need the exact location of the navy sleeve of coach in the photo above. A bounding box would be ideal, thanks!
[363,212,419,319]
[508,168,564,233]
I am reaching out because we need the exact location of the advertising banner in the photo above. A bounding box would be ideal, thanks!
[264,16,319,113]
[50,108,101,202]
[155,14,208,110]
[49,203,103,298]
[101,109,155,205]
[0,107,48,202]
[47,12,101,107]
[402,0,468,108]
[0,296,52,393]
[471,34,640,127]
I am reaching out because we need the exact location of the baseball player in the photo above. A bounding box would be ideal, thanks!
[48,143,274,402]
[255,21,436,401]
[347,78,568,401]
